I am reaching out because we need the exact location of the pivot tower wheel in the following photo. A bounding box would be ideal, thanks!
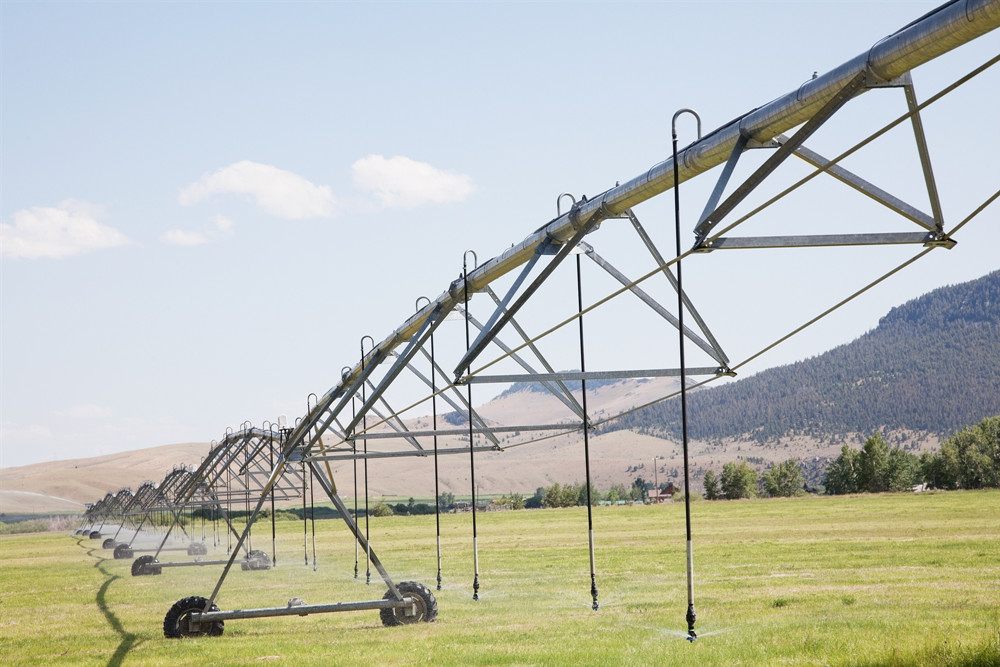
[102,538,117,549]
[380,581,438,626]
[163,596,224,638]
[241,549,272,571]
[113,544,134,559]
[131,555,162,576]
[89,531,102,539]
[187,541,208,556]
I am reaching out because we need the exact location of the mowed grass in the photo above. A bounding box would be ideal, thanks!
[1,490,998,666]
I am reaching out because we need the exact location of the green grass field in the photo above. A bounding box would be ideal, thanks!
[2,490,998,666]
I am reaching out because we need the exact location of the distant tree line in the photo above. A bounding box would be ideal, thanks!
[824,416,1000,494]
[703,458,806,500]
[525,478,654,508]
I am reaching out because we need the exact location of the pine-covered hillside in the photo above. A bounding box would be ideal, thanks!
[601,270,1000,443]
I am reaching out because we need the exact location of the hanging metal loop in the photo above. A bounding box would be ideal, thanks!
[557,192,577,216]
[671,108,702,143]
[463,249,478,272]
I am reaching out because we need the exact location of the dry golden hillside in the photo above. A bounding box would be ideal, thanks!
[1,378,886,514]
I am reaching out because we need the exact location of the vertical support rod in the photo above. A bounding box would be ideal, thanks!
[226,467,232,553]
[431,329,443,591]
[245,437,252,553]
[463,256,481,601]
[672,109,698,642]
[361,337,373,585]
[302,460,308,565]
[576,252,599,611]
[270,437,277,567]
[349,383,359,580]
[310,465,317,571]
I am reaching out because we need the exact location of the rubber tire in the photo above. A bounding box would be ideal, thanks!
[102,538,117,549]
[242,549,271,571]
[187,542,208,556]
[163,596,224,639]
[132,555,162,576]
[113,544,134,560]
[380,581,438,626]
[89,531,102,539]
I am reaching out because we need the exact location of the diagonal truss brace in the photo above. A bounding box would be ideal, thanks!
[624,210,731,366]
[694,70,869,243]
[454,207,604,380]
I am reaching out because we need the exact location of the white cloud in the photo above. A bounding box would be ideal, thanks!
[179,160,337,219]
[53,404,115,420]
[159,214,237,249]
[351,155,476,208]
[213,214,235,233]
[0,199,130,259]
[160,214,235,247]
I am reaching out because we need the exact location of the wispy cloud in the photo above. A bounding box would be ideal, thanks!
[0,200,130,260]
[53,404,115,420]
[179,161,337,219]
[160,215,235,247]
[352,155,475,208]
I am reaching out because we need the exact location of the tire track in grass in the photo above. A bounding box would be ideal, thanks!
[78,538,145,666]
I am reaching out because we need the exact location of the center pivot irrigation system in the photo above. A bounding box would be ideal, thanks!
[76,0,1000,641]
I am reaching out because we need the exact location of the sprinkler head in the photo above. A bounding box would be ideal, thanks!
[686,602,697,640]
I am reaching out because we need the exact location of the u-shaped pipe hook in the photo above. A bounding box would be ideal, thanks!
[360,335,375,368]
[557,192,577,217]
[463,249,478,273]
[307,392,318,413]
[671,108,702,142]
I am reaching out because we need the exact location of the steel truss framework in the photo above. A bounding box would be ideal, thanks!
[74,0,1000,638]
[111,428,310,574]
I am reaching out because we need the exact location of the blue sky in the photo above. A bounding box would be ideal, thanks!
[2,1,998,468]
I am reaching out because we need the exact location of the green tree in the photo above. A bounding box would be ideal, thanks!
[934,416,1000,489]
[577,481,600,506]
[824,445,860,495]
[437,491,455,510]
[371,501,393,517]
[919,450,948,489]
[559,483,580,507]
[543,483,563,508]
[885,447,920,492]
[763,459,805,497]
[720,461,758,499]
[858,433,891,493]
[703,469,720,500]
[506,492,525,510]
